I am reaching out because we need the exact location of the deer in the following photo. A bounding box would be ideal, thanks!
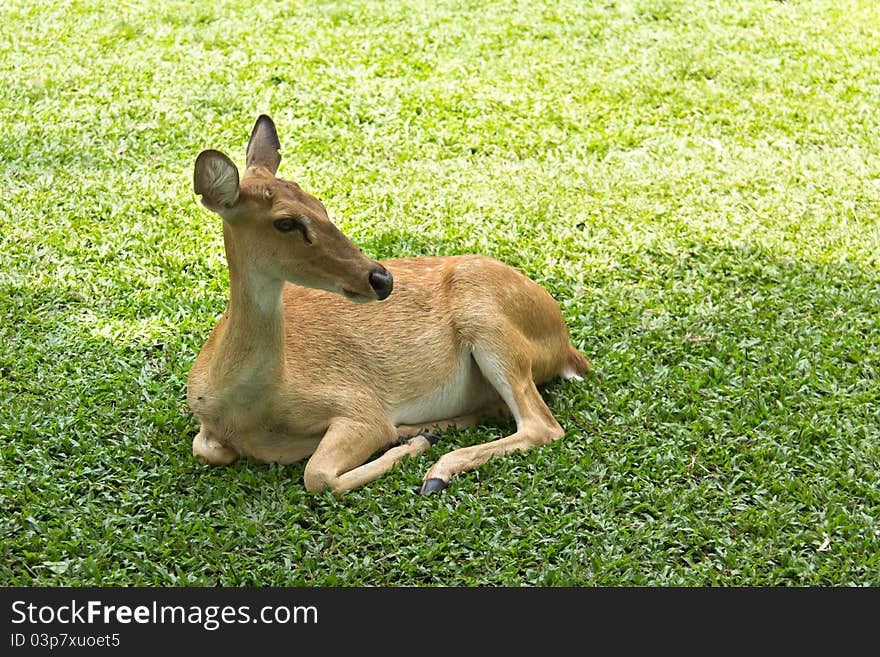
[187,115,590,494]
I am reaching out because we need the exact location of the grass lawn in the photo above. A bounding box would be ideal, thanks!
[1,0,879,586]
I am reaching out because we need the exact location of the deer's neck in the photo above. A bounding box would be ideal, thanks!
[211,230,286,397]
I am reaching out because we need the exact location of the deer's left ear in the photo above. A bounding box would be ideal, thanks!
[246,114,281,175]
[194,149,240,214]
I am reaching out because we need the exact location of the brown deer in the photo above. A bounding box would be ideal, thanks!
[187,115,589,494]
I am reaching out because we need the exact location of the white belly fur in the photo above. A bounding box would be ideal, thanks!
[390,350,495,425]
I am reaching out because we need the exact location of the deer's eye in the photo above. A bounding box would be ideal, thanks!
[273,217,312,243]
[274,218,298,233]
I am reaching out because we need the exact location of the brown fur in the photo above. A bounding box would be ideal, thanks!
[188,116,588,493]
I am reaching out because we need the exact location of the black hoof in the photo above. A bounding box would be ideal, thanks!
[419,478,448,495]
[420,433,439,446]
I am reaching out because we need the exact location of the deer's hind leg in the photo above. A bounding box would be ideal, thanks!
[418,328,565,494]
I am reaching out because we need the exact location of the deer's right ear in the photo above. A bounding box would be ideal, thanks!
[246,115,281,175]
[194,149,240,214]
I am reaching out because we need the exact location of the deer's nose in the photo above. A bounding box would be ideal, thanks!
[368,265,393,301]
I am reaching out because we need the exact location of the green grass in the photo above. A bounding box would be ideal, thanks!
[1,0,879,586]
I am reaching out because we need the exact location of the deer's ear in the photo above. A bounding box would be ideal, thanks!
[194,149,240,213]
[245,114,281,175]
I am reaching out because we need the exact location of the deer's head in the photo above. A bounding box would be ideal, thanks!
[193,115,392,303]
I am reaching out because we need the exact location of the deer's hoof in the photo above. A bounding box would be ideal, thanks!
[419,477,448,495]
[420,433,439,446]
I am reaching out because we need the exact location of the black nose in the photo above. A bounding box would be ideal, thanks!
[369,266,393,300]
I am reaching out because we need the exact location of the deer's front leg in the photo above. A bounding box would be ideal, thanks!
[303,416,432,493]
[192,428,239,466]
